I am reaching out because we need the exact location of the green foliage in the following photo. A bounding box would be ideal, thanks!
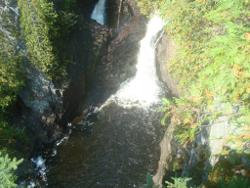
[18,0,79,82]
[18,0,58,76]
[138,0,250,146]
[0,1,79,184]
[165,177,192,188]
[0,119,29,152]
[161,0,250,107]
[144,173,154,188]
[136,0,157,16]
[218,177,250,188]
[0,1,24,111]
[0,0,78,110]
[161,98,202,144]
[0,152,22,188]
[0,56,23,111]
[60,0,77,11]
[138,0,250,185]
[207,151,250,187]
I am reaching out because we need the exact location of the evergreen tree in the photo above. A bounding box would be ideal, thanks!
[0,152,22,188]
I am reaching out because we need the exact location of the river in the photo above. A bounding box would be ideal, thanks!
[46,1,165,187]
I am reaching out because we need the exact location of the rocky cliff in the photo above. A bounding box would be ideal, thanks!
[154,34,250,187]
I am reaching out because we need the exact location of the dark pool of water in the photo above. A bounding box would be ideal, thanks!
[47,102,163,188]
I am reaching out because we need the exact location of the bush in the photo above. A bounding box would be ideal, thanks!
[138,0,250,145]
[137,0,250,186]
[0,56,23,111]
[0,0,24,111]
[18,0,58,76]
[0,118,29,151]
[165,177,192,188]
[218,177,250,188]
[0,152,22,188]
[18,0,78,81]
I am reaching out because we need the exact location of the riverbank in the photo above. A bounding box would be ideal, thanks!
[137,0,250,187]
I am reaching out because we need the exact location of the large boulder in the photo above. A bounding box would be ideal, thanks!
[155,34,179,97]
[19,63,63,144]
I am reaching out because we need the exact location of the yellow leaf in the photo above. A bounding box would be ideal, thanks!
[245,32,250,41]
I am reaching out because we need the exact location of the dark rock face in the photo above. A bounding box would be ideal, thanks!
[61,19,110,126]
[78,0,99,18]
[83,0,147,106]
[153,122,176,187]
[106,0,119,27]
[64,0,147,123]
[19,63,63,144]
[106,0,134,28]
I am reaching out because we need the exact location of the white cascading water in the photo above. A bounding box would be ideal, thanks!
[91,0,106,25]
[101,16,165,108]
[46,16,165,187]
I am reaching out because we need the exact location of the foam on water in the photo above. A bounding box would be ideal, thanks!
[31,156,47,182]
[100,16,165,109]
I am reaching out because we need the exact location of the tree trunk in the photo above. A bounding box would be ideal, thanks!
[117,0,123,29]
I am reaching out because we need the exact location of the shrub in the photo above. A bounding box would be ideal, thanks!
[18,0,58,76]
[137,0,250,186]
[165,177,192,188]
[138,0,250,145]
[0,152,22,188]
[0,0,24,111]
[218,177,250,188]
[0,56,23,111]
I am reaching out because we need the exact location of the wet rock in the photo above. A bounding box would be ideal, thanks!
[43,114,57,125]
[84,5,147,106]
[19,65,58,115]
[106,0,133,28]
[156,34,179,97]
[61,18,109,125]
[153,123,176,188]
[78,0,99,18]
[18,63,63,144]
[16,159,36,183]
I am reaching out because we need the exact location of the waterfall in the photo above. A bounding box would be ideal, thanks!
[102,16,165,108]
[91,0,106,25]
[47,16,165,187]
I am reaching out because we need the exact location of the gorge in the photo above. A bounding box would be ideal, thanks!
[47,1,165,187]
[0,0,249,188]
